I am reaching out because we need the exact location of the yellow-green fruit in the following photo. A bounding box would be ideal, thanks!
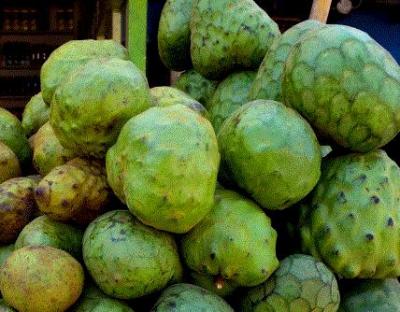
[21,92,49,137]
[35,158,110,225]
[50,57,152,158]
[283,25,400,152]
[208,71,256,133]
[0,176,39,244]
[158,0,194,71]
[83,210,183,299]
[190,0,280,80]
[150,86,209,118]
[15,215,83,259]
[0,245,13,268]
[173,69,218,107]
[182,189,279,292]
[106,104,220,233]
[0,108,31,167]
[248,20,323,102]
[242,254,340,312]
[0,246,84,312]
[218,100,321,210]
[41,40,128,104]
[300,150,400,278]
[0,142,20,184]
[31,122,75,176]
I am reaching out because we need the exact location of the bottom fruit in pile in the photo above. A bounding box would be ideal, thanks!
[82,210,183,299]
[241,254,340,312]
[151,283,234,312]
[0,246,84,312]
[339,279,400,312]
[182,189,279,293]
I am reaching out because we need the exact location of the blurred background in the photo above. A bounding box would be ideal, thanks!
[1,0,399,114]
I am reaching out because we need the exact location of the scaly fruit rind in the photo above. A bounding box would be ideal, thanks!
[283,25,400,152]
[21,92,50,137]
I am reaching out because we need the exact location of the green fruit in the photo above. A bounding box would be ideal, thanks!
[242,254,340,312]
[150,86,208,118]
[190,272,237,298]
[190,0,280,80]
[249,20,322,102]
[339,279,400,312]
[0,299,16,312]
[283,25,400,152]
[35,158,110,225]
[208,71,256,133]
[173,69,218,107]
[218,100,321,210]
[31,122,75,176]
[106,104,220,233]
[0,246,84,312]
[300,150,400,278]
[0,245,13,268]
[0,107,31,167]
[50,57,151,158]
[0,176,39,244]
[83,210,183,299]
[15,215,83,259]
[21,92,49,137]
[151,283,234,312]
[0,143,20,184]
[182,189,279,291]
[158,0,194,70]
[41,39,128,104]
[72,298,134,312]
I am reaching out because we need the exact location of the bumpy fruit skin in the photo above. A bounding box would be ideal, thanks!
[300,150,400,279]
[208,71,256,133]
[190,0,280,80]
[283,25,400,152]
[31,122,75,176]
[182,189,279,290]
[150,86,208,118]
[0,176,39,244]
[218,100,321,210]
[41,40,128,104]
[173,69,218,107]
[249,20,322,102]
[158,0,194,71]
[339,279,400,312]
[21,92,49,137]
[0,142,20,184]
[0,245,13,268]
[106,104,220,233]
[242,254,340,312]
[0,108,31,167]
[151,283,234,312]
[0,246,84,312]
[35,158,110,225]
[50,58,151,158]
[15,215,83,259]
[83,210,183,299]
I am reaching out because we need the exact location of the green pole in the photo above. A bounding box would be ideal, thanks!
[127,0,148,73]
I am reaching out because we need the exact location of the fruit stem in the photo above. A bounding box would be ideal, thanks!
[214,275,225,290]
[309,0,332,23]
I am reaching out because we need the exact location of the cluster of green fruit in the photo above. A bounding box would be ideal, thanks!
[1,0,400,311]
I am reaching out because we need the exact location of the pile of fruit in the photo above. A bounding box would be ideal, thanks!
[1,0,400,311]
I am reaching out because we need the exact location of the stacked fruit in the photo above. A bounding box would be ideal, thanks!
[1,0,400,311]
